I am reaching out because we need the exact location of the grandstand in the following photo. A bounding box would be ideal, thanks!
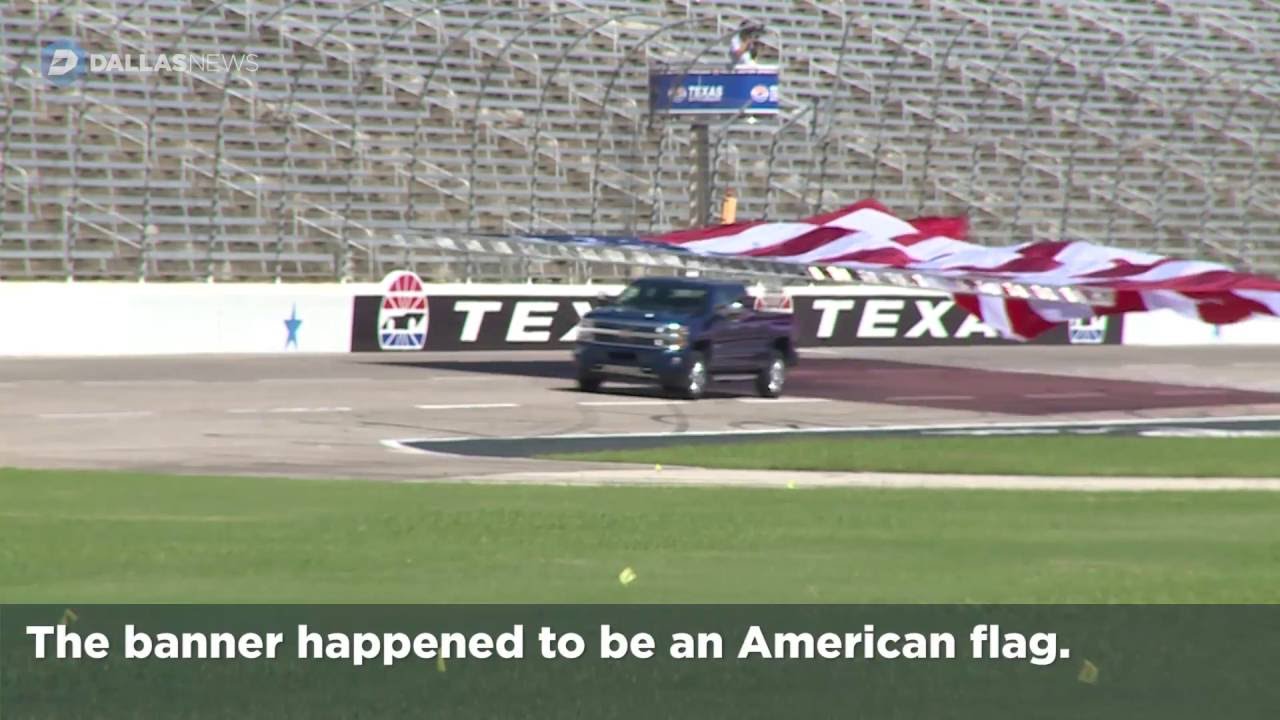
[1,0,1277,282]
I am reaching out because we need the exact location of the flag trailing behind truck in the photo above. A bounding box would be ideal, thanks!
[460,198,1279,341]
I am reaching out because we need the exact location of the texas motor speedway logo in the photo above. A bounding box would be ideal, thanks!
[353,284,594,352]
[377,271,430,350]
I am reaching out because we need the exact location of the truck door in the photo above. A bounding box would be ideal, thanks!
[736,293,775,369]
[710,290,755,372]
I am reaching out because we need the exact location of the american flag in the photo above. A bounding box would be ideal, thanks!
[647,199,1280,340]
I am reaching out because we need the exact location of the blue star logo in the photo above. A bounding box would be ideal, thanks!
[284,304,302,349]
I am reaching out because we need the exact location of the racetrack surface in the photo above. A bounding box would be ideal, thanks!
[2,346,1278,485]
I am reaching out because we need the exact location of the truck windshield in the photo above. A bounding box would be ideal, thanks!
[613,284,709,313]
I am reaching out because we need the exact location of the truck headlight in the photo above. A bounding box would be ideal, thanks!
[656,323,688,350]
[577,319,596,339]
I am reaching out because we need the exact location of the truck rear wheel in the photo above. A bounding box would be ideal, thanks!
[754,350,786,398]
[666,351,708,400]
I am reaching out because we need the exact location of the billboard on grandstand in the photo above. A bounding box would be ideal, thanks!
[648,64,780,115]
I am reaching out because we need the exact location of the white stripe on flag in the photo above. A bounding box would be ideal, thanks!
[1238,289,1280,315]
[977,295,1017,338]
[681,222,817,255]
[824,207,919,237]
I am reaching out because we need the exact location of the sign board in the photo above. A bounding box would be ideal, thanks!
[349,275,1122,352]
[648,64,780,116]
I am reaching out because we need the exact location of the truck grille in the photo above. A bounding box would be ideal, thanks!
[579,320,667,349]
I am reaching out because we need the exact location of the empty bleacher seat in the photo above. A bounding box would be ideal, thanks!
[0,0,1276,281]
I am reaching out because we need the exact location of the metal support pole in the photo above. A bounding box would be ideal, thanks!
[692,123,711,226]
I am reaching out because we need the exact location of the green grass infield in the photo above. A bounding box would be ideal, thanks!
[548,435,1280,477]
[2,467,1279,603]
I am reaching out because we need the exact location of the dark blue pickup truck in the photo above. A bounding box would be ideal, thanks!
[572,277,797,399]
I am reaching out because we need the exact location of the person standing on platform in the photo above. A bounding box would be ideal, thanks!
[728,20,766,68]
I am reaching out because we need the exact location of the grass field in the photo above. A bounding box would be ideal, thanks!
[549,435,1280,477]
[2,467,1278,603]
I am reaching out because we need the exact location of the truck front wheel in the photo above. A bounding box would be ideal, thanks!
[577,371,602,393]
[755,350,786,398]
[666,351,708,400]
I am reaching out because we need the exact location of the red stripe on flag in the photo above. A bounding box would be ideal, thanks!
[802,198,895,226]
[1106,270,1280,293]
[742,225,850,257]
[1016,240,1072,258]
[1107,291,1148,314]
[1004,299,1058,339]
[647,220,766,245]
[1185,292,1273,325]
[1082,258,1174,279]
[890,216,969,245]
[952,293,982,316]
[820,246,918,266]
[950,256,1063,273]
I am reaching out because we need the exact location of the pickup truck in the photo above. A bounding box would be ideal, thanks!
[572,277,797,399]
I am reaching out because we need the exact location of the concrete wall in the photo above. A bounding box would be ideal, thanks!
[0,280,1275,357]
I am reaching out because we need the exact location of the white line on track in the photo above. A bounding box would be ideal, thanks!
[227,407,352,414]
[577,399,687,407]
[1023,392,1106,400]
[477,468,1280,493]
[884,394,974,402]
[381,439,433,454]
[415,403,520,410]
[390,414,1280,444]
[736,397,830,404]
[255,377,373,384]
[80,379,198,387]
[38,410,155,420]
[1154,389,1226,397]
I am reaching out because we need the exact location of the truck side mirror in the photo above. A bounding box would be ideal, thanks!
[595,292,614,306]
[717,301,746,319]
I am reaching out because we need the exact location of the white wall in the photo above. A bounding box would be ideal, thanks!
[0,282,366,356]
[0,281,633,357]
[1,281,1277,357]
[1120,308,1280,346]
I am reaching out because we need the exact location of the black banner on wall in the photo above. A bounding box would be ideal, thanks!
[788,296,1124,347]
[351,294,597,352]
[350,277,1122,352]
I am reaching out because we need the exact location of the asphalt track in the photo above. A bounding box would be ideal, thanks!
[2,346,1279,488]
